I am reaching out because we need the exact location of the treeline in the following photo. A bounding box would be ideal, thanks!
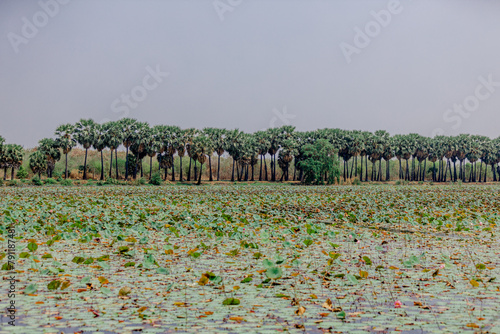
[1,118,500,184]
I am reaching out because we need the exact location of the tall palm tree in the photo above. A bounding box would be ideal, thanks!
[129,122,150,179]
[74,119,96,180]
[2,144,23,180]
[190,134,213,185]
[255,131,270,181]
[203,128,225,181]
[55,124,76,179]
[103,121,122,179]
[92,123,107,180]
[118,118,138,180]
[175,129,188,181]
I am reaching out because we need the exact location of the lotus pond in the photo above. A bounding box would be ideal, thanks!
[1,184,499,333]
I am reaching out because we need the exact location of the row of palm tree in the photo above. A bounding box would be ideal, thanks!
[2,119,500,183]
[0,135,24,180]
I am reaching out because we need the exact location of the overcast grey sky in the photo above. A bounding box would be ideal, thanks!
[1,0,500,147]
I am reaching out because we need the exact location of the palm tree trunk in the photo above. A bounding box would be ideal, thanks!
[3,168,7,180]
[343,159,346,181]
[171,155,175,181]
[197,163,203,185]
[208,156,213,181]
[378,160,382,181]
[386,159,390,181]
[365,156,368,182]
[115,149,119,179]
[264,158,268,181]
[109,150,113,178]
[65,153,69,179]
[194,160,198,181]
[100,151,104,180]
[360,156,364,181]
[170,153,175,182]
[350,158,355,179]
[422,160,426,181]
[231,158,235,181]
[179,156,183,181]
[149,156,153,180]
[479,161,483,182]
[217,155,221,181]
[187,158,192,181]
[125,147,129,180]
[259,155,263,181]
[355,156,358,177]
[11,167,15,180]
[83,148,88,180]
[251,164,255,181]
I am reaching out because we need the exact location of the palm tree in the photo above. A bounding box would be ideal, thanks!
[255,131,270,181]
[203,128,225,181]
[103,121,122,179]
[55,124,76,179]
[74,119,96,180]
[175,129,187,181]
[91,123,107,180]
[382,136,394,181]
[38,138,61,178]
[118,118,139,180]
[145,126,161,180]
[183,128,197,181]
[266,128,281,181]
[129,122,150,179]
[190,134,213,185]
[2,144,23,180]
[224,129,243,181]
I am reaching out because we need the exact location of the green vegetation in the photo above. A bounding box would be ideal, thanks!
[0,185,499,332]
[2,123,500,184]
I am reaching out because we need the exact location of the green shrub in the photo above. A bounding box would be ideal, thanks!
[352,178,362,186]
[44,178,58,185]
[96,180,105,186]
[297,139,340,185]
[60,179,73,186]
[135,178,146,186]
[8,180,19,187]
[17,166,28,179]
[149,172,162,186]
[32,176,43,186]
[52,170,63,179]
[105,178,120,185]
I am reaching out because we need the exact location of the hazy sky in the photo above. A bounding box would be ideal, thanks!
[1,0,500,147]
